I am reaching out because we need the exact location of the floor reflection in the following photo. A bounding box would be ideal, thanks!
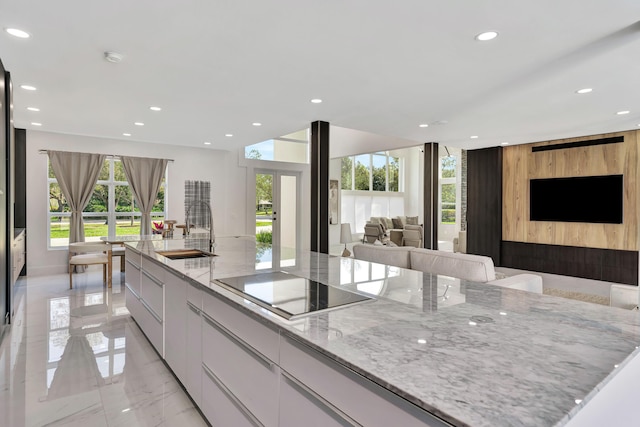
[0,268,206,427]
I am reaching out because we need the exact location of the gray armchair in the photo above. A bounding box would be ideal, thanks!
[363,223,388,244]
[402,224,423,248]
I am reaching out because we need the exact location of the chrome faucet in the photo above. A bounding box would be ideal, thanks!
[185,200,215,253]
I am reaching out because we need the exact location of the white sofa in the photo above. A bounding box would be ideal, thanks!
[352,244,543,294]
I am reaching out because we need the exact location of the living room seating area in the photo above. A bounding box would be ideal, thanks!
[363,216,423,247]
[352,243,544,294]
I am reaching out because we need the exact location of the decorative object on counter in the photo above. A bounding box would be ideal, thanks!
[340,223,353,257]
[164,219,177,238]
[152,221,164,235]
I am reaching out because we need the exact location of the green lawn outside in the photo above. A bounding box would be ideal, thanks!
[50,222,142,238]
[256,221,271,227]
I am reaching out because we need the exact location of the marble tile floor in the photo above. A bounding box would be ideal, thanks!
[0,268,208,427]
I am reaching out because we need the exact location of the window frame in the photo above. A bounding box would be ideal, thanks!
[47,157,167,249]
[341,152,402,193]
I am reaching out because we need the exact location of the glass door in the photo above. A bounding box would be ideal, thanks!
[255,171,300,268]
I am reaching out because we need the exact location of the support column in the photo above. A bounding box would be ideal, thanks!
[422,142,438,249]
[310,121,330,253]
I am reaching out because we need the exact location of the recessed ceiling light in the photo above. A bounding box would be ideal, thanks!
[149,106,162,111]
[310,99,322,104]
[20,85,36,91]
[470,135,479,139]
[501,142,509,145]
[5,28,30,39]
[475,31,498,41]
[27,107,40,112]
[123,133,131,136]
[419,124,429,128]
[134,122,144,126]
[31,122,42,126]
[225,134,233,137]
[204,141,212,145]
[417,339,427,344]
[575,88,592,94]
[616,111,630,115]
[252,122,262,126]
[104,51,123,63]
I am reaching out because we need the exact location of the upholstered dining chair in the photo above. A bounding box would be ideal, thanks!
[68,242,112,289]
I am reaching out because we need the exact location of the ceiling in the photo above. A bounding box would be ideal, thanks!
[1,1,640,153]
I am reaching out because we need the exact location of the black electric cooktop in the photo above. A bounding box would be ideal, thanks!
[215,271,373,320]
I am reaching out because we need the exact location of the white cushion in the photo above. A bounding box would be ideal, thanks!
[352,244,412,269]
[410,248,496,282]
[70,253,108,265]
[487,274,543,294]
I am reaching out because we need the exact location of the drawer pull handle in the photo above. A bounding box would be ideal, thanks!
[282,371,361,426]
[140,298,163,324]
[142,270,163,287]
[202,362,264,427]
[201,311,274,371]
[126,259,140,270]
[125,283,140,300]
[187,301,201,314]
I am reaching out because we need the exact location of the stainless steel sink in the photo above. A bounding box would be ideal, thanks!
[156,249,217,260]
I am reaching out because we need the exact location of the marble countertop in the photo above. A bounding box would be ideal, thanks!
[125,237,640,427]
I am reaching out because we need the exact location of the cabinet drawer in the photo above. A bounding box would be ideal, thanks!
[186,302,202,406]
[202,311,279,427]
[187,281,203,308]
[125,257,141,295]
[140,271,164,320]
[141,257,166,284]
[201,363,260,427]
[138,296,164,356]
[280,337,448,427]
[125,284,142,323]
[279,372,355,427]
[202,291,279,362]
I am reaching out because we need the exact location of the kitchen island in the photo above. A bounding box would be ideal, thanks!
[124,236,640,427]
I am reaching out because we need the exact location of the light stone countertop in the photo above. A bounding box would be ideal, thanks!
[125,237,640,427]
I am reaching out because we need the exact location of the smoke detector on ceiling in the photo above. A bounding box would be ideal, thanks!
[104,51,123,63]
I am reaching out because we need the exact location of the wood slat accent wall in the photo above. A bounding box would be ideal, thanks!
[503,130,640,251]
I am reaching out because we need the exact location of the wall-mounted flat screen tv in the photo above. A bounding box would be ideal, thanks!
[530,175,623,224]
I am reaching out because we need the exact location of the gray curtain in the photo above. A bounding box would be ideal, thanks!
[49,151,105,244]
[121,156,168,236]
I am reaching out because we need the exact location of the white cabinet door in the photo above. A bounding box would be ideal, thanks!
[201,364,260,427]
[186,283,203,406]
[164,274,187,385]
[279,372,355,427]
[125,250,141,295]
[201,310,279,427]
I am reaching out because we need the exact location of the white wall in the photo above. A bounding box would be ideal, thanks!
[330,125,420,158]
[329,158,342,251]
[26,130,247,275]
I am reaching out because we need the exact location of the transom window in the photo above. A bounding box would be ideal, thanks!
[340,152,401,192]
[48,157,166,247]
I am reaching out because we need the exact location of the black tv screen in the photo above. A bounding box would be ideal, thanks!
[530,175,623,224]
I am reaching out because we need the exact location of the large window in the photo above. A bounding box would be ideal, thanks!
[340,152,401,192]
[48,157,166,247]
[440,156,456,224]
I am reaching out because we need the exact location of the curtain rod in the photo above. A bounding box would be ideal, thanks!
[38,150,174,162]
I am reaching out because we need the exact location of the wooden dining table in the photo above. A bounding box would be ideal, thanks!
[99,235,164,273]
